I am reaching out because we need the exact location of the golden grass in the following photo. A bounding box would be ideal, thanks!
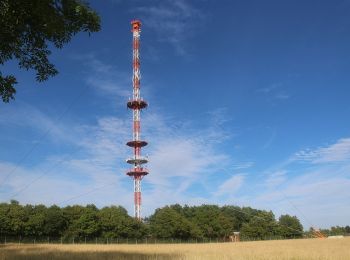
[1,237,349,260]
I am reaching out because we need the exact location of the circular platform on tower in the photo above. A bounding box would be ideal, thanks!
[126,140,148,147]
[127,99,148,109]
[126,157,148,165]
[126,168,149,176]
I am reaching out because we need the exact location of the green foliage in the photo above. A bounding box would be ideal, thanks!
[43,205,66,236]
[345,226,350,234]
[240,211,279,240]
[319,226,350,236]
[0,0,101,102]
[278,214,303,238]
[23,204,46,236]
[0,202,311,241]
[149,206,202,239]
[98,206,145,239]
[186,205,232,238]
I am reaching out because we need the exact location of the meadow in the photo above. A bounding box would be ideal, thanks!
[1,237,349,260]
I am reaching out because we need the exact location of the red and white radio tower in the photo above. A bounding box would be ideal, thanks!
[126,20,149,220]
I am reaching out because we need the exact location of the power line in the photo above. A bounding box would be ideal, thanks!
[53,177,304,235]
[218,166,313,232]
[0,84,90,189]
[57,182,117,206]
[8,146,83,200]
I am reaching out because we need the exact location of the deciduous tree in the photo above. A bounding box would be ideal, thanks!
[0,0,100,102]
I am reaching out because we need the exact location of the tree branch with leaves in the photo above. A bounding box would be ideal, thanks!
[0,0,100,102]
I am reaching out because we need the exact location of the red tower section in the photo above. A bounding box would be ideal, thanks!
[126,20,149,220]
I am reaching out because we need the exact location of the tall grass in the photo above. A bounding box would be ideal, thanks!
[1,237,349,259]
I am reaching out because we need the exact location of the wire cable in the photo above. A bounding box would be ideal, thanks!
[0,84,90,189]
[56,182,117,206]
[8,146,84,200]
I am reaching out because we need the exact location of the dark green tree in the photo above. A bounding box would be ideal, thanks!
[98,206,145,239]
[62,204,86,238]
[221,206,248,231]
[43,205,66,237]
[149,206,202,239]
[240,211,279,240]
[0,202,13,236]
[23,204,46,236]
[329,226,346,236]
[189,205,232,238]
[0,0,100,102]
[71,204,100,238]
[278,214,303,238]
[345,226,350,234]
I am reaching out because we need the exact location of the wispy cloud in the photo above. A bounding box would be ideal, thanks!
[248,137,350,228]
[215,174,245,197]
[264,170,287,188]
[73,53,130,99]
[0,102,79,145]
[294,138,350,163]
[257,82,290,101]
[0,99,233,216]
[231,161,254,170]
[255,165,350,228]
[257,83,281,94]
[134,0,205,56]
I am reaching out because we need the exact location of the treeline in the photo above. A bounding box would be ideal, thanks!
[0,201,304,240]
[317,226,350,236]
[148,204,303,240]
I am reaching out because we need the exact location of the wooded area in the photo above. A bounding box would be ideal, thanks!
[0,201,349,242]
[0,201,305,240]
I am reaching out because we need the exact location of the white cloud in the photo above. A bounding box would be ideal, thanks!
[232,161,254,170]
[71,53,130,100]
[264,170,287,188]
[246,139,350,228]
[2,96,350,229]
[294,138,350,163]
[0,102,233,216]
[134,0,205,56]
[0,102,76,145]
[259,170,350,229]
[215,174,245,197]
[256,82,290,101]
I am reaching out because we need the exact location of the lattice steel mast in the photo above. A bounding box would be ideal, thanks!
[126,20,149,220]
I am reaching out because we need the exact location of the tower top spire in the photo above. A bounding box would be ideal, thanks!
[131,20,141,32]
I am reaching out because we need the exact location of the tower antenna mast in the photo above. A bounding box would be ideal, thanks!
[126,20,149,220]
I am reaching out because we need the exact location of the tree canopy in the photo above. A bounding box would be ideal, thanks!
[0,201,310,241]
[0,0,100,102]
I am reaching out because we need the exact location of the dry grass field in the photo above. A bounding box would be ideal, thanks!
[1,237,350,260]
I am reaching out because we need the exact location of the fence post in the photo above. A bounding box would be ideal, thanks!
[95,237,97,245]
[61,237,63,244]
[48,236,50,244]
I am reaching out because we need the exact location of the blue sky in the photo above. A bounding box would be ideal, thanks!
[1,0,350,229]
